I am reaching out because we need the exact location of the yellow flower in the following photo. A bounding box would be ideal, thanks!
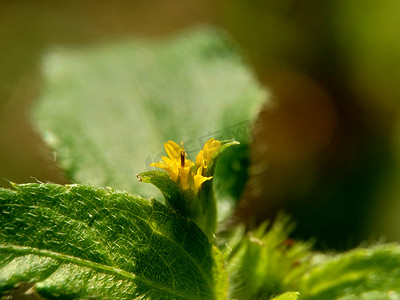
[150,141,194,188]
[151,138,221,194]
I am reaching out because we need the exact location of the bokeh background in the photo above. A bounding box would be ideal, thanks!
[1,0,400,250]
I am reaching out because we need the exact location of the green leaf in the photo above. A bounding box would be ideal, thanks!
[213,143,250,222]
[33,27,268,214]
[271,292,300,300]
[224,215,312,300]
[337,291,400,300]
[298,244,400,300]
[0,183,227,299]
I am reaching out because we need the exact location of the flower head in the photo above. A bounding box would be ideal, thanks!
[151,138,221,194]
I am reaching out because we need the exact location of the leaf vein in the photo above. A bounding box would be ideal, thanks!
[0,244,188,299]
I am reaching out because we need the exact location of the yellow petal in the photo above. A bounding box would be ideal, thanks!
[151,139,219,192]
[150,161,165,168]
[200,138,221,169]
[164,140,182,161]
[151,156,180,182]
[193,167,212,194]
[195,150,204,169]
[161,156,177,166]
[179,165,193,190]
[185,158,195,168]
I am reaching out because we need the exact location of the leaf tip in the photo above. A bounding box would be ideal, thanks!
[9,181,19,190]
[1,178,16,188]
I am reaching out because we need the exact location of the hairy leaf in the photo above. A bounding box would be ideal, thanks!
[224,219,400,300]
[297,244,400,300]
[224,215,312,300]
[33,27,268,217]
[0,183,227,299]
[337,291,400,300]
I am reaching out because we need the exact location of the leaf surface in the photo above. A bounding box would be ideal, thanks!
[298,245,400,300]
[0,183,226,299]
[224,215,312,300]
[271,292,300,300]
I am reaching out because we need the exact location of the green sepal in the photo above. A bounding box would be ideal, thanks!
[189,140,241,239]
[204,140,240,177]
[197,140,240,239]
[137,170,186,216]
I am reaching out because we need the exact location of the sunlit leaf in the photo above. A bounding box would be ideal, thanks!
[271,292,300,300]
[298,244,400,300]
[0,183,227,299]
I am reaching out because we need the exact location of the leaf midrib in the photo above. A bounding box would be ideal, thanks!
[1,195,213,299]
[1,201,214,293]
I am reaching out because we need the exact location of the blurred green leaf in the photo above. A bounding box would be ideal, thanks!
[225,215,312,300]
[224,219,400,300]
[0,183,227,299]
[271,292,300,300]
[33,27,267,216]
[298,244,400,300]
[337,291,400,300]
[213,143,250,222]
